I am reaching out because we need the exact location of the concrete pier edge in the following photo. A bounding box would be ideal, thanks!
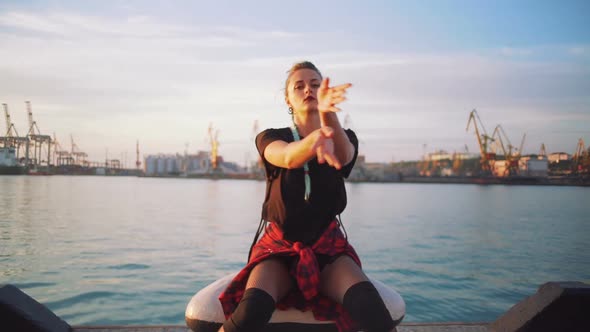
[2,281,589,332]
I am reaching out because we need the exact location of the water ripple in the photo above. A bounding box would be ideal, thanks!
[45,291,123,310]
[107,263,151,270]
[13,282,56,289]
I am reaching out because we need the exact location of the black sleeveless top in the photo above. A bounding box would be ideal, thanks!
[255,127,359,245]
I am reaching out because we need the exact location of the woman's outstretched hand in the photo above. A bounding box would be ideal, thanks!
[317,77,352,114]
[312,126,341,170]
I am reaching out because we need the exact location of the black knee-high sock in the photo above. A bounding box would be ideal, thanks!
[222,288,275,332]
[343,281,395,332]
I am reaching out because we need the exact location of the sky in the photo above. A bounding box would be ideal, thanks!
[0,0,589,166]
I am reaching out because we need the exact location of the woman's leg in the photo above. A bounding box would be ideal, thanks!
[219,258,293,332]
[319,255,397,332]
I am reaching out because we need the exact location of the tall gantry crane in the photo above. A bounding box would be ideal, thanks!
[70,134,88,166]
[207,123,219,171]
[452,145,470,175]
[25,101,52,167]
[572,138,587,174]
[491,125,526,176]
[52,133,73,166]
[2,104,29,161]
[466,109,495,174]
[491,125,508,156]
[517,133,526,158]
[249,120,262,171]
[1,103,14,152]
[3,103,16,146]
[3,103,15,138]
[136,140,141,170]
[539,143,547,158]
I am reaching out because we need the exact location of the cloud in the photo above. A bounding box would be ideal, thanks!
[0,10,300,44]
[498,47,533,57]
[0,9,588,163]
[569,46,588,56]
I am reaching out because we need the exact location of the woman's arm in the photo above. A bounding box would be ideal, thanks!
[320,112,355,166]
[264,127,342,170]
[317,77,355,166]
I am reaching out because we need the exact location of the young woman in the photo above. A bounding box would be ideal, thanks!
[218,61,397,332]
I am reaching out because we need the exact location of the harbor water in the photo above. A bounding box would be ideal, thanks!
[1,176,589,325]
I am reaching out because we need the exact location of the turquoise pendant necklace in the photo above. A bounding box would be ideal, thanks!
[290,125,311,202]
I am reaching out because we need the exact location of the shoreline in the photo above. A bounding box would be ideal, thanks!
[71,322,490,332]
[139,174,590,187]
[394,175,590,187]
[2,171,589,187]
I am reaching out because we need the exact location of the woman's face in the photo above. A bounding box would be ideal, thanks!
[286,68,322,113]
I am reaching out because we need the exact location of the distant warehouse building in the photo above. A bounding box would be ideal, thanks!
[548,152,570,164]
[144,154,184,176]
[144,155,158,175]
[143,151,245,176]
[519,155,549,177]
[144,153,197,176]
[184,151,212,175]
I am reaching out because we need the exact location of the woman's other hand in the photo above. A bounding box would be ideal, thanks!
[312,126,341,170]
[317,77,352,114]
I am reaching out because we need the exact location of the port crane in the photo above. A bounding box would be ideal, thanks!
[572,138,588,174]
[250,120,262,171]
[207,123,219,171]
[136,140,141,170]
[70,134,88,166]
[491,125,526,176]
[52,133,73,166]
[518,134,526,157]
[452,145,469,175]
[493,125,526,158]
[2,104,29,161]
[25,101,52,167]
[466,109,495,174]
[539,143,547,158]
[3,103,16,138]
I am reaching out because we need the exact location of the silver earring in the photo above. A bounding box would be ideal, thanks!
[288,107,293,114]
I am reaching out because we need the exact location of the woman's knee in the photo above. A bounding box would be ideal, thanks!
[320,255,368,303]
[222,287,275,332]
[343,281,395,332]
[223,259,293,332]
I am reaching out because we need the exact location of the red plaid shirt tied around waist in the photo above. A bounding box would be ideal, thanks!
[218,219,362,332]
